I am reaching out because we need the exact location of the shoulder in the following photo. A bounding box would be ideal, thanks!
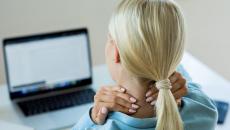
[176,65,218,130]
[72,108,96,130]
[181,84,218,130]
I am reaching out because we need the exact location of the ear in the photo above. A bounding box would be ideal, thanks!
[114,44,120,63]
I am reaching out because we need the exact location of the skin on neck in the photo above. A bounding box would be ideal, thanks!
[105,35,155,118]
[116,67,155,118]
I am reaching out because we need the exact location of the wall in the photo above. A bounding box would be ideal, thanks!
[0,0,230,85]
[0,0,117,85]
[177,0,230,81]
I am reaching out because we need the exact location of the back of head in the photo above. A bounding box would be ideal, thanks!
[109,0,185,130]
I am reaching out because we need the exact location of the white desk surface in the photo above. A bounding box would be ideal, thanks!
[0,120,33,130]
[0,52,230,130]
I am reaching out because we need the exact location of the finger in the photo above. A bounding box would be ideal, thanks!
[98,86,126,99]
[99,85,118,93]
[145,90,153,97]
[113,95,135,109]
[103,85,127,93]
[169,72,178,83]
[94,93,112,103]
[150,100,157,106]
[146,86,158,97]
[171,78,186,93]
[171,82,181,93]
[100,86,137,103]
[104,90,137,103]
[95,107,108,125]
[172,86,188,99]
[95,94,138,110]
[114,92,137,103]
[95,87,139,110]
[115,93,139,109]
[98,102,136,115]
[94,87,115,102]
[112,85,126,93]
[146,92,158,103]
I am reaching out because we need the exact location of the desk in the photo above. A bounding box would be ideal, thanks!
[0,52,230,130]
[0,120,33,130]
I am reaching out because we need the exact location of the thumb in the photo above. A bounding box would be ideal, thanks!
[96,107,108,125]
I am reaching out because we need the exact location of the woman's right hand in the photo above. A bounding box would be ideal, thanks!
[91,85,139,125]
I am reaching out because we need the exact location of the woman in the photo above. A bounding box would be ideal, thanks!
[73,0,217,130]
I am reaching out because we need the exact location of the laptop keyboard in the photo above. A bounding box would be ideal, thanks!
[18,89,95,116]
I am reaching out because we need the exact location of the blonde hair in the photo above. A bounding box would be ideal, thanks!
[109,0,185,130]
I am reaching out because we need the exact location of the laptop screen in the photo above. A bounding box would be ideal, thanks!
[3,29,92,99]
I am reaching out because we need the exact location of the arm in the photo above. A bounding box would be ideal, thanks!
[181,82,218,130]
[72,108,95,130]
[72,86,138,129]
[177,64,217,106]
[177,65,218,130]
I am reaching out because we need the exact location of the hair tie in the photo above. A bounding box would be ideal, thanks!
[156,79,172,90]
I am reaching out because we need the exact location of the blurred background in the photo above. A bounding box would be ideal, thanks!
[0,0,230,85]
[0,0,230,130]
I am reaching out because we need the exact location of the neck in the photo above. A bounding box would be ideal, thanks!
[117,73,155,118]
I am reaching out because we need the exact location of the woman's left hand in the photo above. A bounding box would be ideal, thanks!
[145,71,188,106]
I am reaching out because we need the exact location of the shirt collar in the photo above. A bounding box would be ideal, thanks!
[109,112,157,128]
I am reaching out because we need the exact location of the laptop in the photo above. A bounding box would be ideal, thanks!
[2,28,95,130]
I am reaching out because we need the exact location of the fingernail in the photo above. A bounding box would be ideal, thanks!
[128,109,136,113]
[146,97,153,102]
[130,97,136,103]
[131,104,139,109]
[101,107,108,114]
[146,91,152,97]
[120,88,125,92]
[150,101,156,106]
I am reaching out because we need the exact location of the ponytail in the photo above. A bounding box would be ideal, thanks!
[109,0,185,130]
[155,79,183,130]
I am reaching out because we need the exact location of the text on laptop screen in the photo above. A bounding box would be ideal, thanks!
[4,33,91,94]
